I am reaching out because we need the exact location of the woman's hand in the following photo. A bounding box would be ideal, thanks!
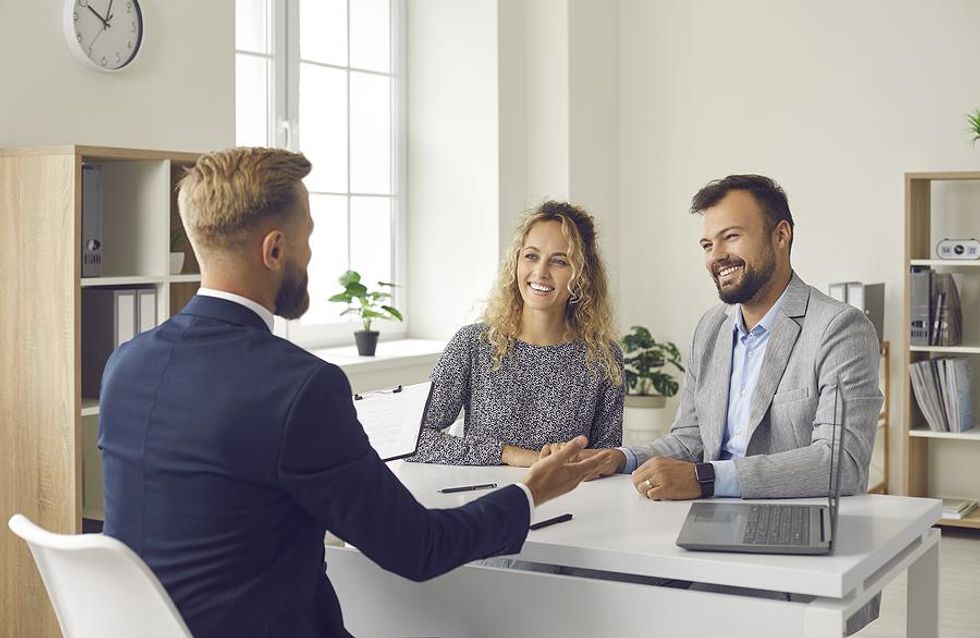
[501,444,540,467]
[539,441,577,461]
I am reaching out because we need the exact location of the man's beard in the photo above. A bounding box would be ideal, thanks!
[713,244,776,305]
[275,261,310,320]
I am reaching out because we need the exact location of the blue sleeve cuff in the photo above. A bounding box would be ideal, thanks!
[618,447,638,474]
[711,460,742,498]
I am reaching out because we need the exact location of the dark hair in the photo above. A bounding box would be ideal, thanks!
[690,174,794,250]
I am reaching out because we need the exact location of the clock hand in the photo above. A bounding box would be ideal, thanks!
[89,24,106,48]
[105,0,114,24]
[86,4,109,29]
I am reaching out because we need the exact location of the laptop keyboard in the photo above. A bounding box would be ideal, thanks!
[742,505,811,546]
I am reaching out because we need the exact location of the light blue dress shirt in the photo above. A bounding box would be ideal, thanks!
[620,289,789,498]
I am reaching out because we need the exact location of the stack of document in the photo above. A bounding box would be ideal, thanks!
[909,358,974,433]
[941,498,977,520]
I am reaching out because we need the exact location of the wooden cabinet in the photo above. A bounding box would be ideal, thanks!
[0,145,200,637]
[903,171,980,528]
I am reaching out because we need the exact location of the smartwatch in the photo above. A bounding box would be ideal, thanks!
[693,462,715,498]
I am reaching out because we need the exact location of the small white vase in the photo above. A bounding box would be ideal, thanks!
[169,252,185,275]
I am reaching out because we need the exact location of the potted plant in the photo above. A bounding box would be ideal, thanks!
[328,270,403,356]
[169,226,186,275]
[621,325,684,441]
[969,107,980,147]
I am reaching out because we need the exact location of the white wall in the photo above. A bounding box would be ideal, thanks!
[568,0,620,309]
[0,0,234,151]
[407,0,622,340]
[619,0,980,494]
[406,0,502,338]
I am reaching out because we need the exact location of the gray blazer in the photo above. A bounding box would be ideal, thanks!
[633,273,883,499]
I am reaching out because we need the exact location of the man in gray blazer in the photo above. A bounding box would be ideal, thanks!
[544,174,882,633]
[562,174,882,501]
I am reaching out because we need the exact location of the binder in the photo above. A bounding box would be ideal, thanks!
[81,164,103,277]
[829,282,885,341]
[828,283,847,302]
[81,288,137,398]
[352,382,434,461]
[137,288,158,333]
[909,267,931,346]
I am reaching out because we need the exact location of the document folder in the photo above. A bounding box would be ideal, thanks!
[353,382,433,461]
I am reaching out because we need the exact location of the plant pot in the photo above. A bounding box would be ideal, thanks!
[354,330,380,356]
[624,395,666,410]
[623,395,672,447]
[169,252,185,275]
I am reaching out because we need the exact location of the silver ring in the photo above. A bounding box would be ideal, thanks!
[643,479,652,491]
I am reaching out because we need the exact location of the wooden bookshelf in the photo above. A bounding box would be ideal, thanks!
[0,145,201,638]
[902,171,980,527]
[939,507,980,530]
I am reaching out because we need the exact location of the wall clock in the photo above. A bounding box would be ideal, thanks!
[63,0,144,71]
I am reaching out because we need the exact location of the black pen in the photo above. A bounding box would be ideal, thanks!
[529,513,573,531]
[438,482,498,494]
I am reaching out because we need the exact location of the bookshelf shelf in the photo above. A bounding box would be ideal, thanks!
[0,145,201,637]
[908,259,980,268]
[909,345,980,354]
[81,275,167,287]
[902,171,980,530]
[938,508,980,530]
[81,399,100,417]
[908,427,980,441]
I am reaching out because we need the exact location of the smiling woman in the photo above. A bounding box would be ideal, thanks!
[407,201,625,467]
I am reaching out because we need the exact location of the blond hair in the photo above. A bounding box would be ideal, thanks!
[177,147,312,252]
[482,201,622,385]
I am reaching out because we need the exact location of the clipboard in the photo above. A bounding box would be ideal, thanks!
[353,381,434,461]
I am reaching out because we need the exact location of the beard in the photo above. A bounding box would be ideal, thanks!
[275,261,310,320]
[713,244,777,305]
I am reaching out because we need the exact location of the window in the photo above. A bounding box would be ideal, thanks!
[235,0,406,346]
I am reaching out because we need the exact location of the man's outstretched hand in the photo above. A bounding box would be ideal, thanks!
[538,443,626,481]
[521,436,609,506]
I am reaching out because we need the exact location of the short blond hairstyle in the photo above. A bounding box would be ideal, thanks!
[177,147,312,252]
[482,201,622,386]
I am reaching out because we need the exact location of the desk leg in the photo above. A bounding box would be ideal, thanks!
[906,531,940,638]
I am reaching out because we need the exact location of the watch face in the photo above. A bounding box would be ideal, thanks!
[65,0,144,71]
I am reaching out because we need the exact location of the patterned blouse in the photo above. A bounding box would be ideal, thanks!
[408,323,625,465]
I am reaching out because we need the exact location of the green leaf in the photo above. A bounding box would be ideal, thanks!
[621,325,683,397]
[339,307,360,316]
[347,282,368,297]
[328,292,352,303]
[381,305,403,321]
[378,281,398,288]
[339,270,362,287]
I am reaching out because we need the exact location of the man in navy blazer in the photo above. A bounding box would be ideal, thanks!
[99,148,602,638]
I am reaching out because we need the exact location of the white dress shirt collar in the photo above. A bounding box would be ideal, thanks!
[197,288,275,332]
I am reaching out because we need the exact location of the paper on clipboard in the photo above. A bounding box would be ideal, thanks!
[354,381,433,461]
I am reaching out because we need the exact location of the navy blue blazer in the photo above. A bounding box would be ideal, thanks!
[99,295,530,638]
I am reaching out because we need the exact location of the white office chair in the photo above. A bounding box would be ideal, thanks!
[7,514,193,638]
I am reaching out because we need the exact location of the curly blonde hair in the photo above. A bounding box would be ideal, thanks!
[482,201,622,385]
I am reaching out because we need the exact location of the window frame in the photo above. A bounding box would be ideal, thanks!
[236,0,408,347]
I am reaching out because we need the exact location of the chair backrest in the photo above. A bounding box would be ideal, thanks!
[7,514,193,638]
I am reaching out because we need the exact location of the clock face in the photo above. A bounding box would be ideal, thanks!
[64,0,144,71]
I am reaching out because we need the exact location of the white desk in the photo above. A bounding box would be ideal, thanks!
[327,462,941,637]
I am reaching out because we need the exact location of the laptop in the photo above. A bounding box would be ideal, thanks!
[353,381,434,461]
[675,380,845,555]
